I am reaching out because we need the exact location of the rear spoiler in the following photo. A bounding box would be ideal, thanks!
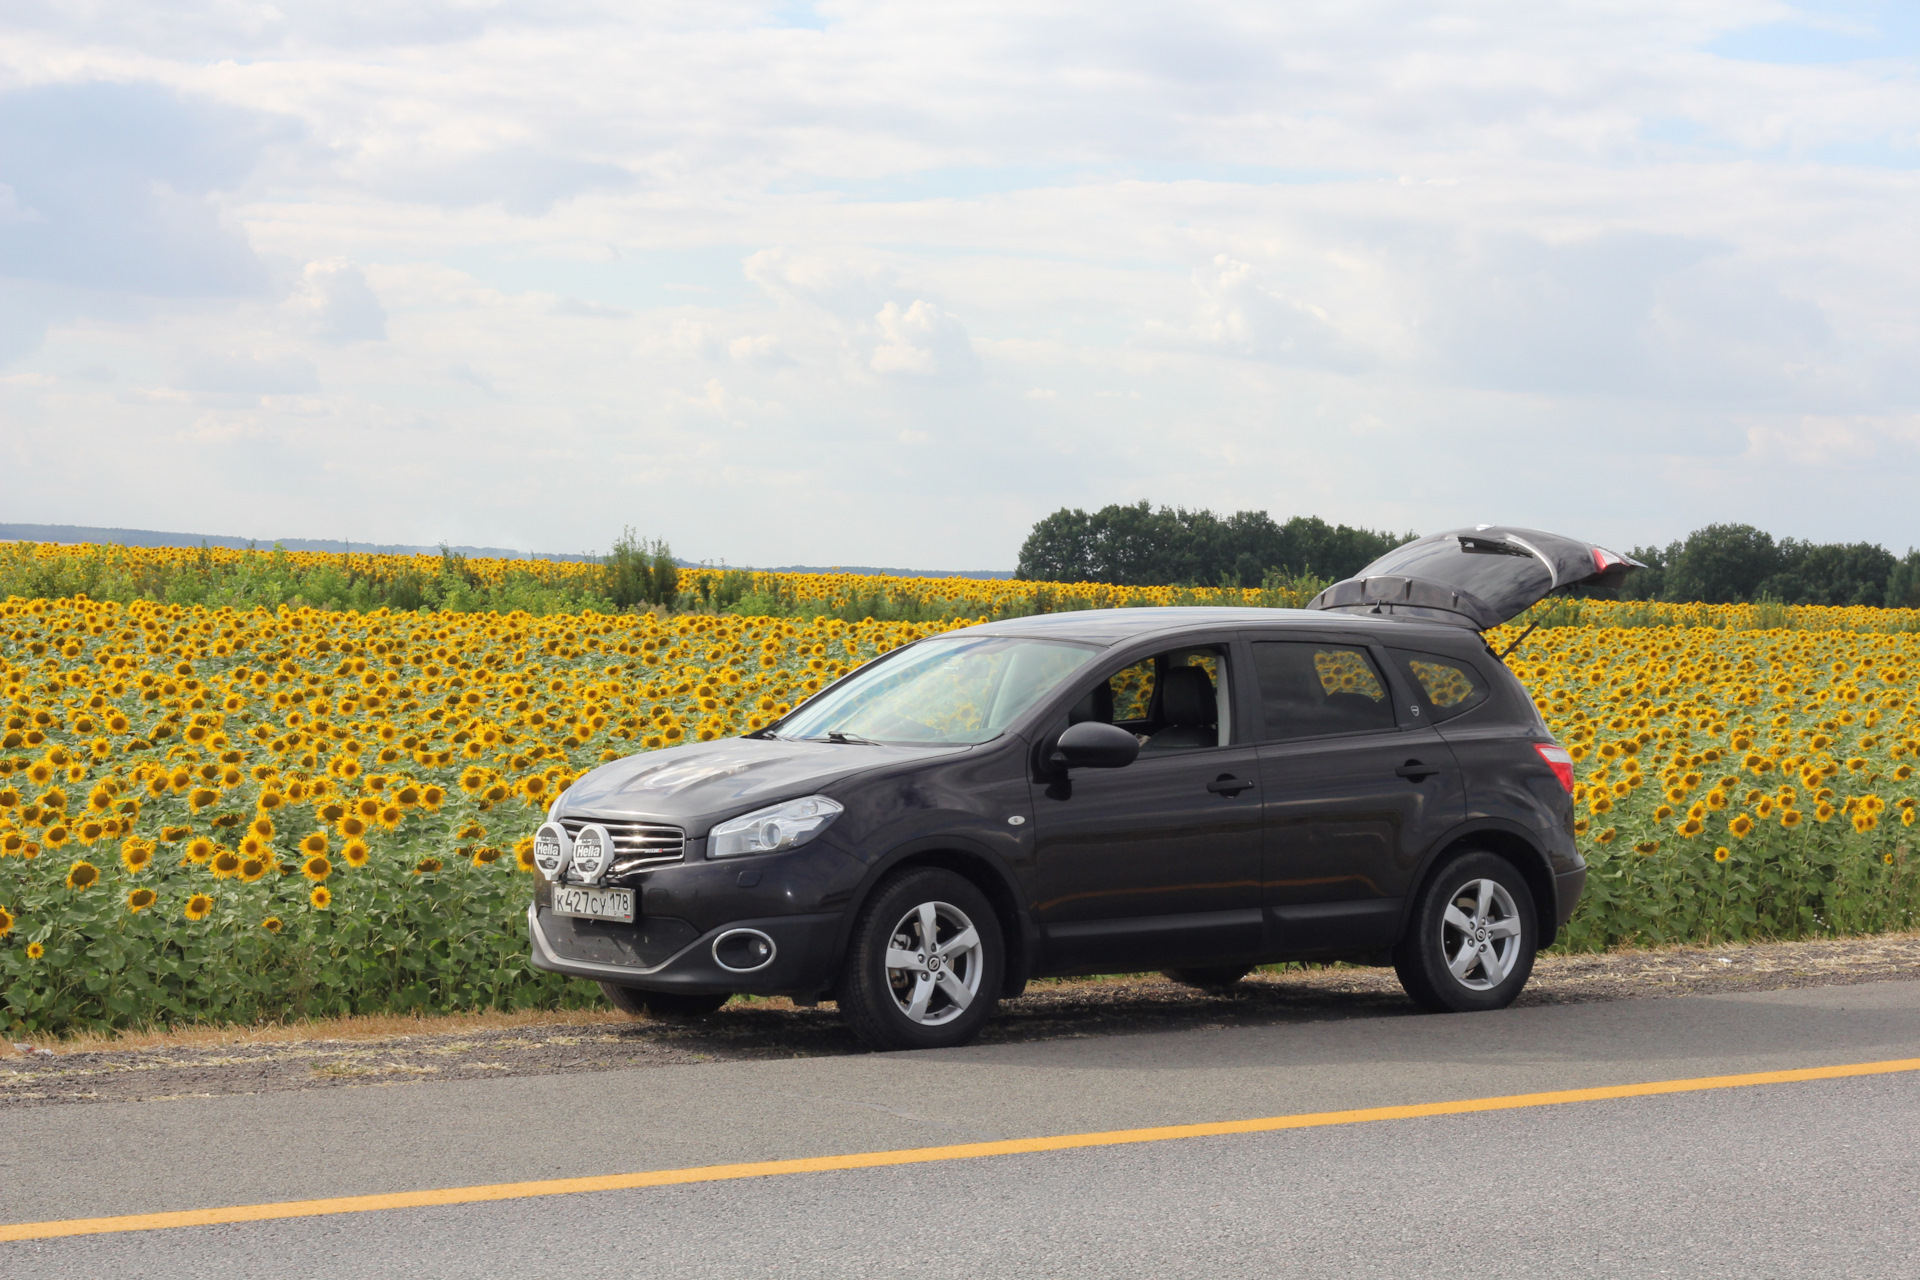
[1306,575,1507,630]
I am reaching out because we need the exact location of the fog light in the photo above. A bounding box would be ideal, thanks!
[712,928,777,973]
[570,823,612,883]
[533,822,570,878]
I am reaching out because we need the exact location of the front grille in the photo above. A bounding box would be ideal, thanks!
[560,816,686,877]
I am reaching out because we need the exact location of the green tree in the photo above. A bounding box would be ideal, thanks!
[1660,523,1780,604]
[604,528,679,609]
[1015,503,1411,586]
[1888,550,1920,609]
[1760,540,1895,607]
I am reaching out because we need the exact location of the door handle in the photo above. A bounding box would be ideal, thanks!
[1207,775,1256,796]
[1396,761,1442,781]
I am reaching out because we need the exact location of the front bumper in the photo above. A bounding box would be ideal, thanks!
[528,903,842,996]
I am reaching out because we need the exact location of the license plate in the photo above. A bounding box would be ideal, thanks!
[551,884,635,922]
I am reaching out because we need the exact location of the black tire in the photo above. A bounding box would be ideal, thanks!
[1393,851,1538,1013]
[597,982,731,1019]
[1162,964,1253,990]
[838,868,1004,1051]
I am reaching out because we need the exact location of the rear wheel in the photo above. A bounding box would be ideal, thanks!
[838,868,1003,1051]
[598,982,731,1019]
[1393,851,1537,1012]
[1162,964,1253,990]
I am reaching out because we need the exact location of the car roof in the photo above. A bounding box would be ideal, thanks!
[948,606,1479,649]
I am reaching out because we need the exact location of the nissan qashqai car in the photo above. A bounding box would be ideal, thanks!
[527,525,1637,1050]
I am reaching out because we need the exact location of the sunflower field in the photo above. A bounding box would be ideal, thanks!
[1505,623,1920,950]
[0,597,946,1033]
[2,564,1920,1035]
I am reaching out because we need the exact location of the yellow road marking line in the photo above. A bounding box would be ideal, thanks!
[7,1055,1918,1243]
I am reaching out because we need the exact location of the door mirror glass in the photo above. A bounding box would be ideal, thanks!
[1049,721,1141,771]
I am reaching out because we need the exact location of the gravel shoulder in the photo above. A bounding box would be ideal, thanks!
[6,933,1918,1110]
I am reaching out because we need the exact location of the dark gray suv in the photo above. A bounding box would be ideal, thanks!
[528,526,1635,1050]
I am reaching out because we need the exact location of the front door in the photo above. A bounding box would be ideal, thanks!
[1249,638,1465,954]
[1028,643,1264,973]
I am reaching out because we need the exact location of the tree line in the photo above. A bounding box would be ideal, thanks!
[1015,502,1414,588]
[1620,524,1920,609]
[1014,505,1920,608]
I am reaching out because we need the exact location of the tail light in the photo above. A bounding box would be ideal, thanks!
[1534,742,1575,793]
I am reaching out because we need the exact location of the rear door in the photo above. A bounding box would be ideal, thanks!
[1249,635,1465,955]
[1027,639,1264,973]
[1308,526,1642,629]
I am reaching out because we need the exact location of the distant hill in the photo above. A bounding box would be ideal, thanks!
[755,564,1014,580]
[0,523,599,563]
[0,524,1014,581]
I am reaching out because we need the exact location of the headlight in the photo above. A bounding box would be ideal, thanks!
[708,795,843,860]
[532,821,570,879]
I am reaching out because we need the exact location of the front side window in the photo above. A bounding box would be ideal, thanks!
[1252,641,1396,741]
[1389,649,1489,723]
[776,636,1096,746]
[1063,646,1231,751]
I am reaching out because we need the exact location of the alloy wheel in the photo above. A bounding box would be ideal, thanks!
[883,900,984,1026]
[1440,877,1523,990]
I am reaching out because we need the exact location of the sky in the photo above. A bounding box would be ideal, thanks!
[2,1,1917,569]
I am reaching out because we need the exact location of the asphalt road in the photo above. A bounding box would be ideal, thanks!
[6,980,1919,1278]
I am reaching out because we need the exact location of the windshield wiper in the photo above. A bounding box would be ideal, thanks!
[821,729,879,745]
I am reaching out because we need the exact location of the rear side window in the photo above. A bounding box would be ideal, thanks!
[1251,642,1396,742]
[1389,649,1489,723]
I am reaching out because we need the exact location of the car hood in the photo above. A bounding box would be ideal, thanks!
[1307,525,1643,630]
[556,735,965,832]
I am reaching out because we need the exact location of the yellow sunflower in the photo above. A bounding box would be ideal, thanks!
[120,838,154,874]
[184,893,214,921]
[303,854,332,882]
[309,885,331,910]
[342,839,370,868]
[126,887,157,913]
[65,859,99,891]
[261,916,284,933]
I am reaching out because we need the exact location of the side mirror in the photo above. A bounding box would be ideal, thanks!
[1049,721,1140,771]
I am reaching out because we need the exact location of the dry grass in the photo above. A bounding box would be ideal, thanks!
[6,1005,634,1057]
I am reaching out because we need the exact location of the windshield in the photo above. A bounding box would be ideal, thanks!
[775,636,1097,746]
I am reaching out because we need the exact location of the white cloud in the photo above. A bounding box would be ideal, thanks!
[870,300,979,378]
[2,2,1919,565]
[178,349,320,396]
[292,260,389,343]
[1176,254,1365,371]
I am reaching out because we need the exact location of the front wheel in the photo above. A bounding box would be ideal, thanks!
[1393,852,1537,1013]
[838,868,1003,1051]
[598,982,732,1019]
